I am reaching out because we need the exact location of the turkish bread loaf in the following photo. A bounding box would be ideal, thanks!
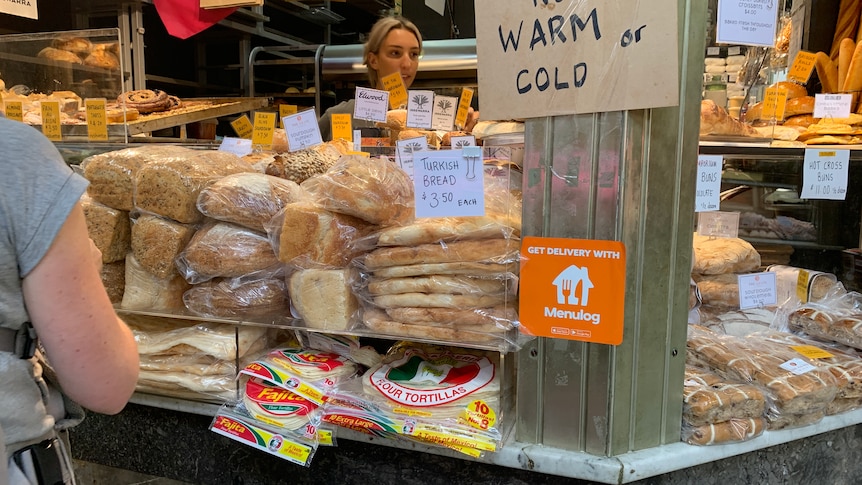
[384,307,517,330]
[375,215,519,246]
[134,150,255,224]
[277,202,372,268]
[371,261,518,278]
[197,172,309,232]
[289,268,358,331]
[301,155,414,226]
[131,214,196,279]
[120,253,189,311]
[82,146,194,211]
[178,222,280,283]
[80,194,130,263]
[362,308,500,344]
[363,239,520,269]
[692,234,761,274]
[183,276,287,318]
[367,275,513,296]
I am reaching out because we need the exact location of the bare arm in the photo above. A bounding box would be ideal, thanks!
[22,202,139,415]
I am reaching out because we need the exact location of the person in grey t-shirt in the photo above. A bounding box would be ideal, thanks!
[0,116,139,484]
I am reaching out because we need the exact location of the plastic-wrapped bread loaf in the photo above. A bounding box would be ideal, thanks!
[183,275,287,318]
[134,150,255,224]
[276,202,372,268]
[788,307,862,351]
[196,172,309,232]
[177,222,280,283]
[82,145,195,211]
[301,155,414,226]
[120,253,189,311]
[288,268,358,331]
[131,214,196,279]
[692,233,761,274]
[686,325,838,416]
[692,273,740,309]
[683,417,766,445]
[80,194,130,263]
[683,365,767,426]
[100,260,125,304]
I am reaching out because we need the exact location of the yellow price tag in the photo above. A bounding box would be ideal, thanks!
[787,51,817,84]
[455,87,474,130]
[317,429,334,446]
[85,98,109,141]
[5,101,23,122]
[279,104,298,127]
[796,269,810,303]
[462,399,497,431]
[792,345,834,359]
[346,151,370,157]
[40,101,62,141]
[230,115,254,139]
[381,72,408,109]
[762,87,788,120]
[252,112,276,147]
[331,113,353,141]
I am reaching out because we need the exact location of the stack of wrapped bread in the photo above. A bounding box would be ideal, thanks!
[691,233,762,315]
[682,364,767,445]
[687,325,839,430]
[124,313,268,402]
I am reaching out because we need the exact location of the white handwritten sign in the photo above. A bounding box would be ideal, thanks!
[0,0,37,19]
[695,155,723,212]
[813,94,853,119]
[354,87,389,122]
[431,95,459,130]
[474,0,679,119]
[697,212,740,239]
[282,109,323,152]
[407,90,434,129]
[738,272,777,309]
[801,149,849,201]
[413,149,485,218]
[716,0,779,47]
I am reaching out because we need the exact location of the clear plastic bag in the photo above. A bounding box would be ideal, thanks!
[197,172,310,232]
[176,221,281,284]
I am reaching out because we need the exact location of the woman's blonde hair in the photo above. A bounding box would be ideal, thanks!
[363,16,422,88]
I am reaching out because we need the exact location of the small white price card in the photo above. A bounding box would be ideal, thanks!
[779,358,816,375]
[800,149,849,200]
[697,211,740,238]
[431,95,458,131]
[354,87,389,122]
[449,135,476,148]
[814,93,852,119]
[707,46,720,56]
[396,136,429,179]
[406,90,434,129]
[695,155,723,212]
[353,130,361,152]
[218,137,253,156]
[737,272,777,310]
[716,0,779,47]
[413,148,485,218]
[283,109,323,152]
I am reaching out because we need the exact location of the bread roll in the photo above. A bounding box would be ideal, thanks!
[197,172,309,232]
[289,268,358,331]
[397,129,437,145]
[37,47,82,64]
[83,50,120,70]
[301,155,414,226]
[277,202,371,268]
[442,131,471,146]
[684,365,767,426]
[134,150,256,224]
[51,36,92,55]
[81,195,130,264]
[179,222,280,283]
[772,81,808,100]
[692,234,761,274]
[131,214,196,279]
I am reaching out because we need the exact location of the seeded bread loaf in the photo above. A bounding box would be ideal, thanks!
[80,194,130,263]
[131,214,196,279]
[197,172,309,232]
[101,260,126,304]
[178,222,280,283]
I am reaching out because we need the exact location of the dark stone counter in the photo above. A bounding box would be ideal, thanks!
[70,402,862,485]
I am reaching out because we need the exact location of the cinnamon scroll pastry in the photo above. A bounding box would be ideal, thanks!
[117,89,172,114]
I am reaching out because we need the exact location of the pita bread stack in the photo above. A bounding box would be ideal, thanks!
[124,313,268,402]
[796,114,862,145]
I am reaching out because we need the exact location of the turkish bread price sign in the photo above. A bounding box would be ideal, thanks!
[716,0,780,47]
[519,237,626,344]
[474,0,678,119]
[695,155,722,212]
[412,148,485,218]
[801,149,849,201]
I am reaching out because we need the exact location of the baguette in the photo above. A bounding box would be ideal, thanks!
[840,38,857,90]
[832,0,862,58]
[816,52,839,93]
[843,41,862,111]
